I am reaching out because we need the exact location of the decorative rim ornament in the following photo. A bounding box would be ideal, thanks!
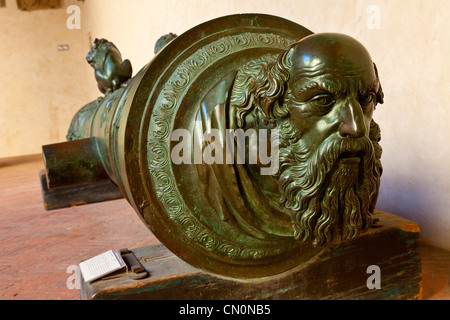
[119,14,329,278]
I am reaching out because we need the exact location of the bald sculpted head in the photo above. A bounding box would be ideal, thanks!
[233,32,384,246]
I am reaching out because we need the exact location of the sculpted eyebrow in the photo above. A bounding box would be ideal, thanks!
[358,79,378,96]
[294,81,343,97]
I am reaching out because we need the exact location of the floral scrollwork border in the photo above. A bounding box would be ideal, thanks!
[147,32,295,260]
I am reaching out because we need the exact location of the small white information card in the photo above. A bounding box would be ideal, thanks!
[79,249,126,283]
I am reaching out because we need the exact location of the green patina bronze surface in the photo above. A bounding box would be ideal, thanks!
[58,14,385,279]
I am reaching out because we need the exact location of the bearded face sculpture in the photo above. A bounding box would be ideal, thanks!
[231,33,384,247]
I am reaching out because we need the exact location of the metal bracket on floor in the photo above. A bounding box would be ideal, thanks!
[120,248,149,280]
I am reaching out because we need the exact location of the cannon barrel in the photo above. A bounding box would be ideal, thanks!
[43,13,312,221]
[42,63,146,207]
[41,14,384,279]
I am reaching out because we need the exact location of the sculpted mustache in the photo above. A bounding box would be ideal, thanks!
[278,134,374,206]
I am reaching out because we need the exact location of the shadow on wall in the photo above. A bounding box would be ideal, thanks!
[376,172,444,248]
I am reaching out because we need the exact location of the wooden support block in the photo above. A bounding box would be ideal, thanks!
[42,138,109,189]
[80,210,422,300]
[39,170,124,211]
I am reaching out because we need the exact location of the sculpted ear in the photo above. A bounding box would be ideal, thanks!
[373,63,384,105]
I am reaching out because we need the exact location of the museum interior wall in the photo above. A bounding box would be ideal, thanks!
[1,0,449,252]
[0,0,97,158]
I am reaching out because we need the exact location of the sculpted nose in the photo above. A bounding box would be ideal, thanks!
[338,98,366,138]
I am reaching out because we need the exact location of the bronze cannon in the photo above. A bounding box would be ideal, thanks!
[41,14,385,279]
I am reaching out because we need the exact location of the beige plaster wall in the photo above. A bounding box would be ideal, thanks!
[1,0,449,251]
[81,0,450,251]
[0,0,97,158]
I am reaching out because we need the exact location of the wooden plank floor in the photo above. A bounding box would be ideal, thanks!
[0,154,448,300]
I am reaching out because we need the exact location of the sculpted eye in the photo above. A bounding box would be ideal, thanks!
[359,92,376,113]
[309,94,335,108]
[359,92,375,105]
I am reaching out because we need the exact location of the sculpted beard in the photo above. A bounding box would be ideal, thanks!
[230,45,383,246]
[276,119,382,247]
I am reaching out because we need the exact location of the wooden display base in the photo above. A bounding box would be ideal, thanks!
[80,210,422,300]
[39,170,124,211]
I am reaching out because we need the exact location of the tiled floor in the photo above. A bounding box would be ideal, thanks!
[0,154,448,300]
